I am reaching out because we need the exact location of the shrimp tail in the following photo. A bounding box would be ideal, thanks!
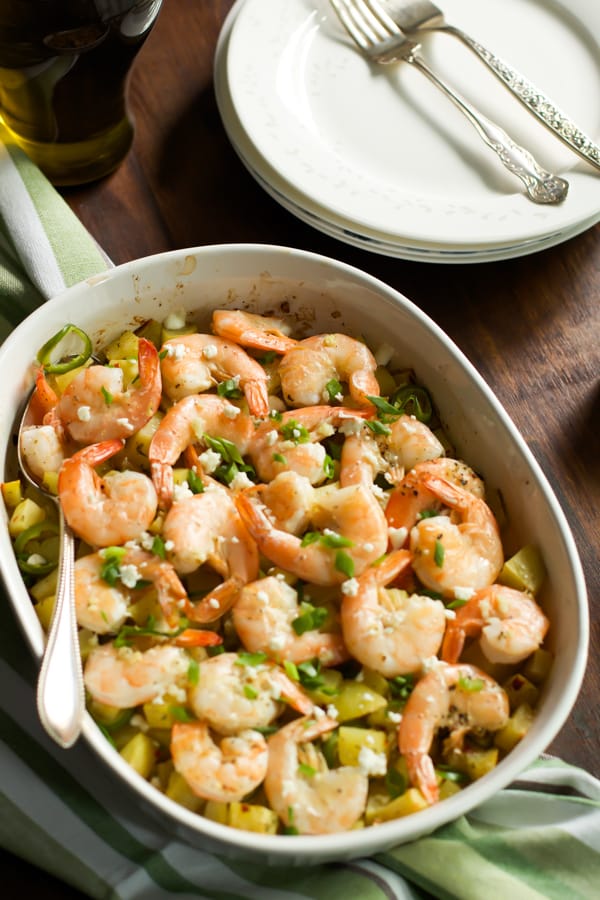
[30,368,59,425]
[137,337,162,416]
[174,629,223,648]
[405,752,439,805]
[59,438,125,482]
[440,601,481,663]
[244,380,270,418]
[185,576,244,624]
[369,548,413,586]
[151,460,174,510]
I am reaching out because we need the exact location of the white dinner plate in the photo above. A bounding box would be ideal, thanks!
[220,0,600,255]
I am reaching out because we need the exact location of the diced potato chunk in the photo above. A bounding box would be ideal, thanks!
[88,698,132,729]
[143,701,181,730]
[204,800,229,823]
[229,802,279,834]
[34,594,55,630]
[161,323,197,345]
[445,747,499,781]
[30,567,58,602]
[494,703,535,753]
[1,480,23,509]
[104,330,140,361]
[120,732,157,779]
[438,778,463,801]
[338,726,387,766]
[52,359,92,394]
[8,498,46,537]
[374,366,396,396]
[367,788,429,823]
[166,771,204,812]
[108,358,139,388]
[499,545,546,595]
[122,412,163,471]
[328,681,387,722]
[523,648,553,685]
[503,673,540,711]
[135,318,163,349]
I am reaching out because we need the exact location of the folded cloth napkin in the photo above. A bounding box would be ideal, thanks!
[1,129,600,900]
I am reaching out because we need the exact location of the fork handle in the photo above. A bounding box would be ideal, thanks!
[438,25,600,172]
[409,53,569,204]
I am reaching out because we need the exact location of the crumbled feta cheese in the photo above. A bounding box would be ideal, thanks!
[374,342,395,366]
[223,404,240,418]
[358,746,387,776]
[229,471,254,491]
[388,526,408,549]
[387,711,402,724]
[444,608,457,620]
[256,590,269,604]
[173,480,193,502]
[265,429,279,446]
[363,542,374,553]
[163,309,187,331]
[334,392,344,402]
[164,342,186,360]
[454,586,475,602]
[198,448,222,474]
[119,564,140,588]
[77,405,91,422]
[208,597,220,609]
[116,417,133,430]
[164,540,174,551]
[26,553,47,566]
[202,344,218,359]
[326,704,339,719]
[130,714,150,732]
[338,418,363,436]
[341,577,359,597]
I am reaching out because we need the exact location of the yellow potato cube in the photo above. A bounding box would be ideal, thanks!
[1,480,23,509]
[368,788,429,823]
[523,648,553,685]
[8,498,46,537]
[499,545,546,595]
[30,567,58,602]
[103,330,140,361]
[229,802,279,834]
[204,800,229,824]
[135,319,163,349]
[120,731,157,779]
[328,681,387,723]
[503,673,540,711]
[494,703,535,753]
[337,726,387,766]
[166,771,204,811]
[34,594,56,630]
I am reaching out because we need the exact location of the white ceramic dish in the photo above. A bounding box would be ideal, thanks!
[0,244,588,864]
[218,0,600,259]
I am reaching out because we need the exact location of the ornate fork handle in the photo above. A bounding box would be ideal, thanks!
[408,54,569,203]
[442,25,600,172]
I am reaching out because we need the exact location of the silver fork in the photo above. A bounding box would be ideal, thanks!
[384,0,600,172]
[329,0,569,204]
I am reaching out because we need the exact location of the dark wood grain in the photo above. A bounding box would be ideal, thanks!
[7,0,599,892]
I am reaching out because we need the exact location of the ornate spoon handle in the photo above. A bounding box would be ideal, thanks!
[444,25,600,172]
[410,54,569,204]
[36,509,85,748]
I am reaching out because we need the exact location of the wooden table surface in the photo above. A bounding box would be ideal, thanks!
[5,0,599,894]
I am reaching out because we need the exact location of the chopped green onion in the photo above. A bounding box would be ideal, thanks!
[325,378,343,401]
[37,324,93,374]
[300,531,320,547]
[323,454,336,479]
[366,395,400,417]
[389,674,415,701]
[170,705,194,722]
[447,597,468,609]
[187,469,205,494]
[101,386,114,406]
[291,602,328,635]
[321,532,353,549]
[217,378,243,400]
[335,550,355,578]
[365,419,392,436]
[151,535,166,559]
[434,539,445,568]
[243,684,259,700]
[385,766,408,799]
[458,675,485,692]
[235,651,268,667]
[298,763,317,778]
[279,420,310,444]
[283,660,299,681]
[272,453,287,465]
[187,658,200,685]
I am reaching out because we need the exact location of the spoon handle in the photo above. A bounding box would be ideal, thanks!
[36,508,85,748]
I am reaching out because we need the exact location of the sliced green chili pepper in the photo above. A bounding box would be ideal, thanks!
[14,520,60,575]
[391,384,433,423]
[37,324,93,374]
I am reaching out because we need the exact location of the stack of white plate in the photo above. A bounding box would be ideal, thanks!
[214,0,600,262]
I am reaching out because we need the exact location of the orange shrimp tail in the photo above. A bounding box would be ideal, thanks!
[440,598,484,663]
[235,490,269,540]
[174,628,223,648]
[186,577,243,624]
[440,624,466,664]
[28,368,59,425]
[406,752,439,805]
[372,548,413,586]
[137,337,162,413]
[238,331,297,354]
[151,460,174,510]
[74,439,125,467]
[244,380,270,418]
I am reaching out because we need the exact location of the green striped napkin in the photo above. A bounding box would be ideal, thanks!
[1,129,600,900]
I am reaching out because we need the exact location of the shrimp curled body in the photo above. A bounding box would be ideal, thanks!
[56,338,161,443]
[398,662,509,805]
[441,584,549,665]
[171,721,269,803]
[341,550,447,677]
[84,642,190,708]
[58,439,158,547]
[264,716,368,834]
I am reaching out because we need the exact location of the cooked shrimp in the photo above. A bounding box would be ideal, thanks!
[385,458,485,534]
[409,474,503,598]
[171,721,269,803]
[341,550,447,677]
[19,424,66,482]
[211,309,297,354]
[148,394,255,507]
[278,334,380,408]
[398,662,510,804]
[264,716,368,834]
[55,338,161,444]
[255,471,315,535]
[58,439,158,547]
[234,576,349,666]
[236,482,388,586]
[74,552,130,634]
[162,481,259,621]
[251,405,368,486]
[84,641,191,708]
[187,652,314,734]
[160,332,270,416]
[441,584,549,665]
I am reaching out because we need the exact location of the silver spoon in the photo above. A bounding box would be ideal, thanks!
[17,388,84,749]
